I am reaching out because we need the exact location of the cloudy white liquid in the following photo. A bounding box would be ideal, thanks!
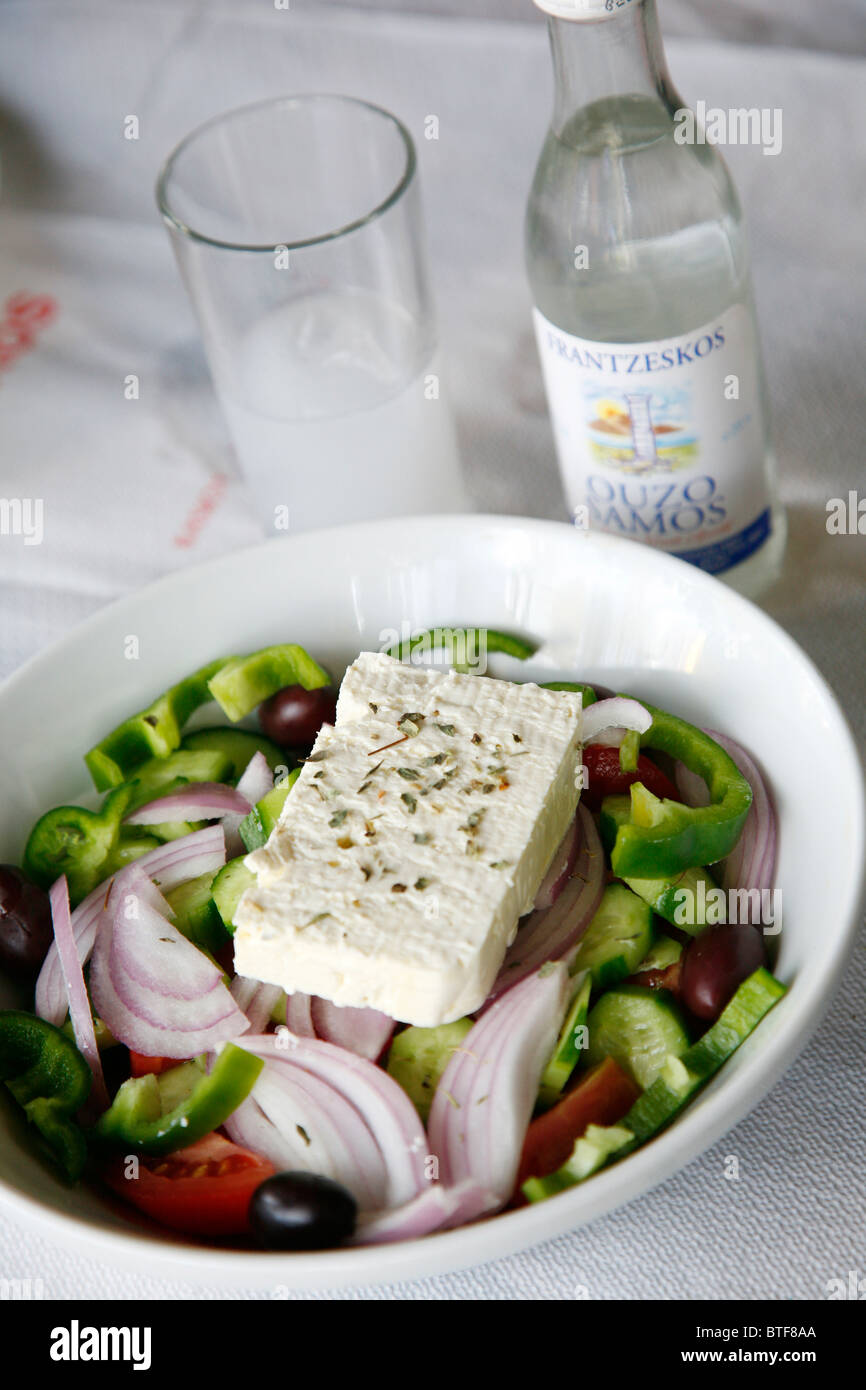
[220,290,467,531]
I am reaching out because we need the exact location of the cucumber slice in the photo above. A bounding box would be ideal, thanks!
[572,883,655,991]
[165,871,229,952]
[104,830,163,874]
[238,772,299,852]
[386,1018,473,1123]
[681,966,786,1082]
[522,1123,635,1202]
[624,967,786,1141]
[181,727,285,780]
[584,985,690,1089]
[538,972,592,1104]
[211,858,255,934]
[569,1122,635,1179]
[263,773,298,819]
[625,866,720,935]
[145,820,203,844]
[623,1058,694,1143]
[238,814,266,854]
[633,936,683,974]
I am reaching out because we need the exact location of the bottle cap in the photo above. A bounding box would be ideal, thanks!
[532,0,642,19]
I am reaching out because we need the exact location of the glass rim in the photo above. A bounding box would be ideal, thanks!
[155,93,417,253]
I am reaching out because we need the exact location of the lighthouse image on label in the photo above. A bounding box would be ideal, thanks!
[584,385,697,474]
[624,393,658,467]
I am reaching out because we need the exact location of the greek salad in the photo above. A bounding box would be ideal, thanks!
[0,629,784,1250]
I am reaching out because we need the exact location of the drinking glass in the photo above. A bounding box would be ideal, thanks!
[157,95,467,531]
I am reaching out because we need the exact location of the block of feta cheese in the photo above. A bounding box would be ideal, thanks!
[232,651,583,1026]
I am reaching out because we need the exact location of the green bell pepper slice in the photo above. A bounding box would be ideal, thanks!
[207,644,330,722]
[383,626,538,671]
[85,645,328,789]
[609,703,753,879]
[93,1042,263,1155]
[85,658,229,791]
[23,785,134,904]
[540,680,598,707]
[0,1011,92,1181]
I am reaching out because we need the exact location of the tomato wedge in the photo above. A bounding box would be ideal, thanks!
[102,1133,275,1236]
[129,1052,175,1078]
[581,745,680,812]
[514,1058,640,1204]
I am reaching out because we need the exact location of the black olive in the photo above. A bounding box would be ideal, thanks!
[249,1171,357,1250]
[258,686,337,750]
[0,865,54,976]
[681,923,767,1021]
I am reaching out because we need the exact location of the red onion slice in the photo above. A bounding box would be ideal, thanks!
[586,729,629,748]
[309,998,395,1062]
[35,826,225,1026]
[350,1180,499,1245]
[89,872,248,1057]
[48,876,109,1111]
[237,1033,430,1208]
[223,1092,286,1164]
[286,992,316,1037]
[533,816,580,911]
[114,863,173,919]
[90,936,246,1057]
[225,1061,387,1209]
[236,752,274,809]
[231,975,284,1034]
[109,889,223,1000]
[676,730,776,909]
[140,824,227,890]
[284,992,396,1058]
[583,697,651,745]
[223,752,275,857]
[107,967,229,1032]
[485,805,604,1006]
[706,730,777,902]
[675,761,710,808]
[36,886,106,1027]
[428,960,573,1203]
[125,782,250,826]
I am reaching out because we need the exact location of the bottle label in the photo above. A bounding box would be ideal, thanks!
[532,304,772,574]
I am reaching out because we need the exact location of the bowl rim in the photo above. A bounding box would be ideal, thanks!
[1,514,863,1290]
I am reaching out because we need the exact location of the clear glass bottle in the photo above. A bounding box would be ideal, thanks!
[526,0,785,598]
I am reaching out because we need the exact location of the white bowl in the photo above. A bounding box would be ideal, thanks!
[0,515,862,1291]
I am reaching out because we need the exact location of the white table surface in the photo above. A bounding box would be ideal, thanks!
[0,0,864,1300]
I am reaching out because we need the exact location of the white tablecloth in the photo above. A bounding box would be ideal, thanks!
[0,0,864,1300]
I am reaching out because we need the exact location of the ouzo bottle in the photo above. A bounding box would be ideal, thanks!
[526,0,785,597]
